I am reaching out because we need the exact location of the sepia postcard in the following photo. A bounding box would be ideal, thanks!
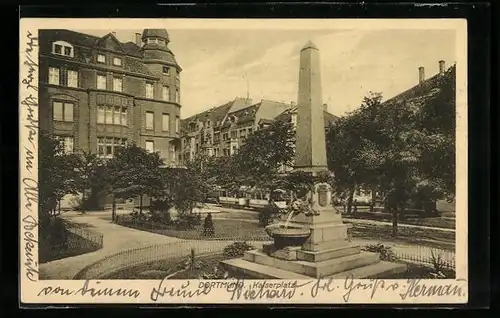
[20,18,468,305]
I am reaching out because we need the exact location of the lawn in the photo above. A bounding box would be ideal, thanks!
[104,253,232,279]
[104,252,455,280]
[117,217,269,241]
[347,222,455,249]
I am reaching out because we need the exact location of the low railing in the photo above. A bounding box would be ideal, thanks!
[39,225,104,264]
[73,238,270,279]
[393,245,455,270]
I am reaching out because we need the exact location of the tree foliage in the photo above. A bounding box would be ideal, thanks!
[326,69,456,236]
[39,133,80,219]
[232,119,295,197]
[106,144,164,213]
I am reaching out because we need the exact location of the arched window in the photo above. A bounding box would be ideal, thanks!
[52,41,74,58]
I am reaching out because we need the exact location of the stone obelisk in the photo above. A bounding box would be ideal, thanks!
[288,40,345,250]
[295,40,328,173]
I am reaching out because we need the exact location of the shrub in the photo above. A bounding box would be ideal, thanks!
[149,211,172,225]
[175,213,202,230]
[258,203,280,227]
[362,243,399,262]
[429,249,455,278]
[203,213,215,237]
[223,241,255,258]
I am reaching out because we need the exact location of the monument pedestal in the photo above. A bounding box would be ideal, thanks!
[222,220,406,279]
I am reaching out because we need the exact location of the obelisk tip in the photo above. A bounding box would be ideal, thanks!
[301,40,318,51]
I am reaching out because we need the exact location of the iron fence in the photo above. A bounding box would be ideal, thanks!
[74,235,455,280]
[115,215,271,241]
[40,225,104,263]
[73,238,270,279]
[393,245,455,270]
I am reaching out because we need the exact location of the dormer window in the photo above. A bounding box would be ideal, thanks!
[113,57,122,66]
[52,41,74,58]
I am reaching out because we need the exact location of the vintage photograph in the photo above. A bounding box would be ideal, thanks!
[20,18,468,304]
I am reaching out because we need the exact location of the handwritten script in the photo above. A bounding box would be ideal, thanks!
[38,281,140,299]
[21,30,40,284]
[148,276,466,302]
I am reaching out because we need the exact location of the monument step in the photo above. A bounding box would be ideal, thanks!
[244,250,381,278]
[297,244,361,262]
[220,259,311,279]
[328,261,408,279]
[221,258,407,280]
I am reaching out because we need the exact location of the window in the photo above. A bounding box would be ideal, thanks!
[240,129,246,138]
[98,137,105,157]
[121,108,127,126]
[146,111,154,130]
[113,107,121,125]
[106,137,113,157]
[231,131,237,139]
[49,67,60,85]
[162,66,169,74]
[113,77,122,92]
[145,140,154,153]
[175,116,180,133]
[175,88,180,103]
[97,106,105,124]
[113,57,122,66]
[98,106,127,125]
[214,132,220,142]
[97,54,106,63]
[105,106,113,124]
[67,70,78,88]
[248,127,253,134]
[53,101,73,122]
[147,38,157,44]
[158,38,165,46]
[145,83,154,99]
[97,74,107,90]
[162,86,169,101]
[97,137,126,158]
[52,41,74,57]
[55,136,74,154]
[222,133,229,141]
[162,114,170,131]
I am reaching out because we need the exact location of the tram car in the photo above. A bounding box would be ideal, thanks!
[217,188,289,211]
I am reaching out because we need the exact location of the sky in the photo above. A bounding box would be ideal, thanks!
[82,28,456,118]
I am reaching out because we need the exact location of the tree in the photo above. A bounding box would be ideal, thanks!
[107,144,164,215]
[39,133,80,221]
[74,151,107,212]
[327,71,456,237]
[234,119,295,201]
[326,92,384,214]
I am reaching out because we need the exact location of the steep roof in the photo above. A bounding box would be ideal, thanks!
[274,107,339,127]
[39,29,143,58]
[142,29,170,41]
[181,100,234,132]
[383,64,456,106]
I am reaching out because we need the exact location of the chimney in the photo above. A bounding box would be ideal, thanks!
[439,60,446,75]
[418,66,425,84]
[135,33,142,46]
[323,103,328,112]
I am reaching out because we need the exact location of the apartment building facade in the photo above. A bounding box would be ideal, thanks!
[180,98,339,163]
[39,29,183,166]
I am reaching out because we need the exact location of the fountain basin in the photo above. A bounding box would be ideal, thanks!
[265,224,311,250]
